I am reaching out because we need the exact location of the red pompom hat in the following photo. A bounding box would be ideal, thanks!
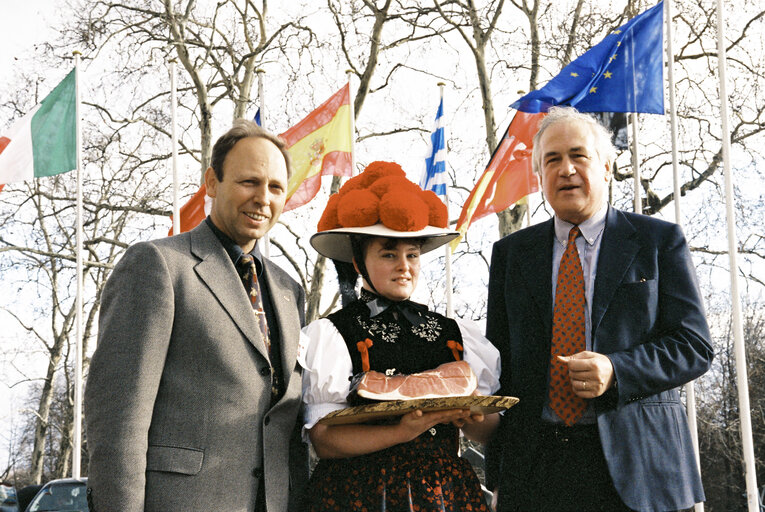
[310,161,458,263]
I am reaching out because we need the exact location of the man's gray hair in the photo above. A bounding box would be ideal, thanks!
[531,106,617,175]
[210,119,292,181]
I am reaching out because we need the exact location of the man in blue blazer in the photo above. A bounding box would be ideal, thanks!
[487,107,713,511]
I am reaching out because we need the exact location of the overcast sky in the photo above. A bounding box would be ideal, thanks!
[0,1,56,78]
[0,0,58,473]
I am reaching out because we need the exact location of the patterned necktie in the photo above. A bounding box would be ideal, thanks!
[549,226,588,426]
[239,254,271,358]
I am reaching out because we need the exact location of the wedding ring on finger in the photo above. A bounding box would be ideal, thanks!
[582,380,587,390]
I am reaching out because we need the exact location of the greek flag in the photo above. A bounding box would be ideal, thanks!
[419,97,447,198]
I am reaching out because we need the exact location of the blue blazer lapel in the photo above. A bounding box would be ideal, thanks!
[591,206,642,338]
[190,223,271,361]
[518,219,555,335]
[262,260,301,390]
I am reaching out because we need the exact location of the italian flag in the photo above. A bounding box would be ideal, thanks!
[0,69,77,191]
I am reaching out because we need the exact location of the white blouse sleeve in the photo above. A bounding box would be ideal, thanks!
[297,318,353,431]
[456,317,501,395]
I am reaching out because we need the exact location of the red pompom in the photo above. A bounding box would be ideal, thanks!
[420,190,448,228]
[337,189,380,227]
[359,161,406,188]
[317,160,447,233]
[317,193,342,231]
[369,175,421,199]
[379,191,429,231]
[337,174,366,196]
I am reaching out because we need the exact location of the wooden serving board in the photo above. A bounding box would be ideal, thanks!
[318,395,519,426]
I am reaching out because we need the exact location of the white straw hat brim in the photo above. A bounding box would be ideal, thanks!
[310,224,459,263]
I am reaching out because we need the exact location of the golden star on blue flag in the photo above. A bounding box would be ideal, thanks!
[510,1,665,114]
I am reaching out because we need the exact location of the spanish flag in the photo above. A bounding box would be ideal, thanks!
[171,83,353,233]
[282,83,353,211]
[451,111,543,250]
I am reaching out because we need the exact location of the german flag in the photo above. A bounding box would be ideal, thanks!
[451,111,543,250]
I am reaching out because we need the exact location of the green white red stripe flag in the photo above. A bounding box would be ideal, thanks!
[0,69,77,187]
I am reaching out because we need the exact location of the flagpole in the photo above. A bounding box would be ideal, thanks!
[346,70,356,174]
[665,3,703,510]
[436,82,454,319]
[625,0,641,215]
[716,1,759,509]
[666,1,682,224]
[630,113,640,213]
[72,50,84,479]
[170,59,180,236]
[257,68,266,128]
[257,68,270,258]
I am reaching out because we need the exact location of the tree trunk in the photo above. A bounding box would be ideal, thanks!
[495,0,541,238]
[164,0,214,181]
[473,48,498,154]
[352,0,391,120]
[304,0,392,320]
[30,351,62,483]
[56,412,72,479]
[305,256,328,323]
[527,0,540,91]
[234,54,257,120]
[497,203,527,238]
[305,175,344,322]
[198,101,213,180]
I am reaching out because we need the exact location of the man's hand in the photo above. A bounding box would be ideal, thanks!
[558,351,615,398]
[452,412,485,429]
[452,389,486,428]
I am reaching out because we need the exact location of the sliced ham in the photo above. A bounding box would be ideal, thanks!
[348,360,477,402]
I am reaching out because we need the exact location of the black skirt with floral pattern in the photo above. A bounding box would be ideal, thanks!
[306,424,489,512]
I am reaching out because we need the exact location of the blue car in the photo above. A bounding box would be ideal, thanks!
[0,483,18,512]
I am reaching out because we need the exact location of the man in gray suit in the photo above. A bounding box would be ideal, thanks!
[85,120,307,511]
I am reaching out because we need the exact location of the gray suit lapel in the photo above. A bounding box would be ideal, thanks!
[190,224,271,361]
[591,206,641,337]
[262,260,300,390]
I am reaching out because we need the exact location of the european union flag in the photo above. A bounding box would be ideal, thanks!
[511,1,664,114]
[419,97,447,198]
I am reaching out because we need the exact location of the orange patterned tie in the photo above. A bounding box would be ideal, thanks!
[549,226,588,426]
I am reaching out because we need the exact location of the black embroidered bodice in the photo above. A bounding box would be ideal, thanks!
[326,289,464,376]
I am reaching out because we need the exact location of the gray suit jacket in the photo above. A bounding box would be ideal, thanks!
[85,222,306,512]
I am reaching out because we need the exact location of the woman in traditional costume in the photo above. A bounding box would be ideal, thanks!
[298,161,501,511]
